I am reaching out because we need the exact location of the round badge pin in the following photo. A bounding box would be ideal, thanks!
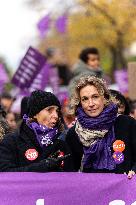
[113,140,125,152]
[113,151,124,164]
[25,149,38,161]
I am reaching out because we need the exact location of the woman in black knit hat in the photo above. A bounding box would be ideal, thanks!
[0,90,73,172]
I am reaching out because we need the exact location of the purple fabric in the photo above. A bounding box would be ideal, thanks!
[12,47,46,89]
[23,115,58,148]
[114,69,128,94]
[77,103,118,170]
[28,63,59,95]
[0,172,136,205]
[0,64,9,92]
[55,14,68,33]
[83,126,116,170]
[48,65,59,95]
[77,103,117,130]
[57,87,69,104]
[28,63,51,92]
[37,14,51,38]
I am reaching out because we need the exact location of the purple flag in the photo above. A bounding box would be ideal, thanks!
[57,86,69,104]
[114,69,128,94]
[55,14,68,33]
[28,63,59,95]
[12,47,46,89]
[37,14,51,37]
[0,64,9,92]
[0,172,136,205]
[48,65,59,95]
[28,63,51,92]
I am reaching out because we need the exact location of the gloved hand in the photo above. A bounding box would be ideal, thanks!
[44,154,71,170]
[27,154,71,172]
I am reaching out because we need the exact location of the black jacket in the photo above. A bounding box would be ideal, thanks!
[66,115,136,174]
[0,122,73,172]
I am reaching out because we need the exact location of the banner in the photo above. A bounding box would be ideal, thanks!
[55,14,68,33]
[28,63,51,92]
[0,64,9,92]
[0,172,136,205]
[128,62,136,100]
[114,70,128,94]
[12,47,46,89]
[28,63,59,94]
[37,14,51,38]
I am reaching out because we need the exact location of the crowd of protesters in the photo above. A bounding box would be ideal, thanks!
[0,47,136,179]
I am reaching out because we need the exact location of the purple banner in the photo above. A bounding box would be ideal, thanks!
[37,14,51,38]
[57,86,69,104]
[114,70,128,94]
[28,63,59,95]
[0,172,136,205]
[55,14,68,33]
[0,64,9,92]
[28,64,49,92]
[12,47,46,89]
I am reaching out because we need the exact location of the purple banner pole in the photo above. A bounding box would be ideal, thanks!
[0,172,136,205]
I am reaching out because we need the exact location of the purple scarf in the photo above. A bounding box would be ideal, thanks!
[23,115,58,148]
[76,103,118,170]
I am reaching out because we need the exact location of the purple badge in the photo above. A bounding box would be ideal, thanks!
[113,152,124,164]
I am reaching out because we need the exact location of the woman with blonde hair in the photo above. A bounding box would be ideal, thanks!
[66,75,136,179]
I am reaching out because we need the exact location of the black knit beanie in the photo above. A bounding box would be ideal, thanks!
[21,96,30,118]
[28,90,61,118]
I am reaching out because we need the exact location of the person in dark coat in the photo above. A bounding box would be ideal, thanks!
[109,89,130,115]
[66,75,136,179]
[0,90,73,172]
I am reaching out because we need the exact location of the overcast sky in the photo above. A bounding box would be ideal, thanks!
[0,0,75,73]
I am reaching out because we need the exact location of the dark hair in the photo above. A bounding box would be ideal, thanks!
[79,47,99,63]
[46,48,56,58]
[0,92,12,100]
[20,96,30,118]
[0,105,6,118]
[129,100,136,114]
[109,89,130,115]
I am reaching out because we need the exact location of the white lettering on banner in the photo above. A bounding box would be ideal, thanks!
[36,199,44,205]
[26,56,39,65]
[28,50,35,56]
[109,200,136,205]
[109,200,125,205]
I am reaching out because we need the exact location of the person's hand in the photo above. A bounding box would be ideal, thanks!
[44,157,62,170]
[28,154,71,172]
[43,154,71,170]
[127,170,135,179]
